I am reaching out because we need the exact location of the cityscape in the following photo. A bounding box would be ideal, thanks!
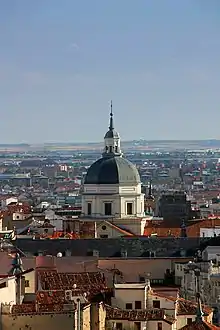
[1,2,220,330]
[0,108,220,330]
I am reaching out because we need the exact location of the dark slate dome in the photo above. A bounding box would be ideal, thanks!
[104,129,119,139]
[84,156,141,185]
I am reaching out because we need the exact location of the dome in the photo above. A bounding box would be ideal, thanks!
[84,156,141,185]
[104,129,119,139]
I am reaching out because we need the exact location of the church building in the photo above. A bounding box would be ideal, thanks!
[81,103,147,237]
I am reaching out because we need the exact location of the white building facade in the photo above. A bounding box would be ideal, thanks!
[81,104,145,236]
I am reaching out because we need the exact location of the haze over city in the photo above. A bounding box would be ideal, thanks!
[0,0,220,143]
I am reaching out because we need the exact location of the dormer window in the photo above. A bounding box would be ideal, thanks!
[153,300,160,308]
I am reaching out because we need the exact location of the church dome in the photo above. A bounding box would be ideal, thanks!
[84,156,141,185]
[104,129,119,139]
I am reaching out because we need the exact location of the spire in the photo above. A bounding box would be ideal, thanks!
[109,100,114,130]
[103,101,122,158]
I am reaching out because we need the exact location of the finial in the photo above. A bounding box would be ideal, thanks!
[109,100,114,130]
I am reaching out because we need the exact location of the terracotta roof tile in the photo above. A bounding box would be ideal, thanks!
[104,221,134,236]
[152,293,212,316]
[38,271,106,292]
[144,218,220,237]
[12,304,36,314]
[105,305,174,322]
[180,320,220,329]
[177,298,212,316]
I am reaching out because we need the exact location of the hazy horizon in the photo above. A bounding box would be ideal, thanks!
[0,1,220,143]
[0,138,220,147]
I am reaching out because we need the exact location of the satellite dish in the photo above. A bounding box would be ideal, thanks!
[57,252,62,258]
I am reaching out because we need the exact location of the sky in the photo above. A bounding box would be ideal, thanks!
[0,0,220,144]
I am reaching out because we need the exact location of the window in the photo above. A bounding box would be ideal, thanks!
[126,303,132,309]
[25,280,30,288]
[87,203,92,215]
[109,146,113,153]
[0,282,7,289]
[116,323,122,330]
[100,235,108,238]
[104,203,112,216]
[135,301,142,309]
[126,202,133,215]
[187,318,192,325]
[102,225,106,230]
[157,322,162,330]
[153,300,160,308]
[134,322,141,330]
[139,276,145,283]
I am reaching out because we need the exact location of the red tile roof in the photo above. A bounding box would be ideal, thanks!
[180,320,220,329]
[177,298,212,316]
[12,304,36,314]
[144,218,220,237]
[152,293,212,316]
[7,203,31,214]
[38,270,106,292]
[105,305,175,323]
[36,291,76,311]
[11,302,75,314]
[103,221,134,236]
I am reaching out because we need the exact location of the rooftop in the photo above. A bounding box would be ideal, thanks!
[13,236,210,258]
[114,283,147,289]
[38,270,106,292]
[105,305,174,323]
[180,320,220,329]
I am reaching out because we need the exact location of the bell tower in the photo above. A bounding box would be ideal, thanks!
[102,101,122,158]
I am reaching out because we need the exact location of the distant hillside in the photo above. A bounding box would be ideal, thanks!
[0,144,30,147]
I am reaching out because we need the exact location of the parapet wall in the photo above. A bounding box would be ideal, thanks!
[1,312,75,330]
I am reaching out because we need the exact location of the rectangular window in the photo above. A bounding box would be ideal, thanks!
[116,323,122,330]
[104,202,112,215]
[127,202,133,215]
[0,282,7,289]
[157,322,162,330]
[87,203,92,215]
[126,303,132,309]
[135,301,142,309]
[187,318,192,325]
[139,276,145,283]
[134,322,141,330]
[25,280,30,288]
[100,235,108,238]
[153,300,160,308]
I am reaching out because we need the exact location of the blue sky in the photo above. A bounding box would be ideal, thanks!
[0,0,220,143]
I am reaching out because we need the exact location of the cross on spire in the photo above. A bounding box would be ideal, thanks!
[109,100,114,130]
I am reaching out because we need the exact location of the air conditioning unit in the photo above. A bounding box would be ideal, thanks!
[65,290,73,301]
